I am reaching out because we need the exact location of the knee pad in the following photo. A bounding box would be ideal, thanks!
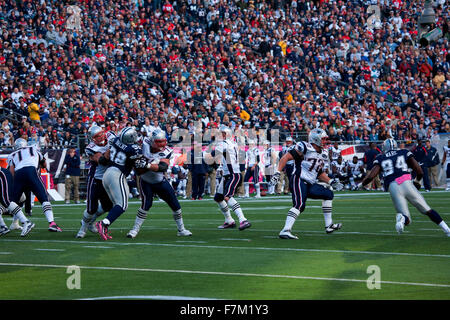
[214,193,224,202]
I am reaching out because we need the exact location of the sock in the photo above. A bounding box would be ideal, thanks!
[255,184,260,197]
[227,197,246,223]
[438,220,450,233]
[8,202,28,224]
[104,205,124,225]
[322,200,333,227]
[0,212,6,227]
[42,201,54,223]
[173,209,185,231]
[218,200,234,223]
[82,209,93,224]
[283,207,300,231]
[426,209,443,225]
[134,208,148,229]
[244,183,249,196]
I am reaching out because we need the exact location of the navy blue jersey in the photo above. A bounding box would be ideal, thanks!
[373,149,413,191]
[109,137,141,176]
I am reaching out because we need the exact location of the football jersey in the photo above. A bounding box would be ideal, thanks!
[331,159,348,176]
[246,147,260,166]
[108,137,141,176]
[348,160,364,175]
[214,139,241,175]
[373,149,413,191]
[291,141,329,184]
[264,148,275,168]
[85,131,116,180]
[7,145,43,171]
[140,137,172,184]
[444,146,450,165]
[281,145,294,166]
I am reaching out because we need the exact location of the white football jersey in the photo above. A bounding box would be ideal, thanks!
[264,147,275,167]
[8,145,43,171]
[331,159,348,175]
[85,131,117,180]
[246,147,260,166]
[292,141,329,184]
[348,160,364,175]
[215,139,241,175]
[329,146,341,161]
[444,146,450,165]
[141,137,173,184]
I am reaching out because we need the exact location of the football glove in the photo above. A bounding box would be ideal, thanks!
[330,178,344,191]
[134,158,149,169]
[270,171,281,186]
[413,179,421,190]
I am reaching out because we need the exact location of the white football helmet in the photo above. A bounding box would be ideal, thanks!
[150,129,167,151]
[14,138,28,150]
[308,128,329,148]
[88,125,107,146]
[119,127,138,145]
[382,138,398,152]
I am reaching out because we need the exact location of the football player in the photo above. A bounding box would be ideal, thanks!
[348,156,365,190]
[328,141,341,162]
[361,139,450,236]
[95,127,142,240]
[330,155,349,187]
[127,129,192,238]
[244,139,261,198]
[0,165,34,237]
[263,140,277,195]
[76,125,115,238]
[271,129,343,239]
[8,138,62,232]
[204,126,251,230]
[442,139,450,191]
[277,136,294,194]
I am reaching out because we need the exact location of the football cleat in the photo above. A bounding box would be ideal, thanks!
[126,228,140,239]
[239,220,251,231]
[177,229,192,236]
[21,221,35,237]
[48,222,62,232]
[0,225,10,236]
[9,220,23,231]
[325,223,342,234]
[395,214,405,234]
[96,221,112,240]
[76,230,86,239]
[87,222,98,233]
[218,221,236,229]
[279,229,299,239]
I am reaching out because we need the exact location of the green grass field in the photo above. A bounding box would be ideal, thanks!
[0,191,449,300]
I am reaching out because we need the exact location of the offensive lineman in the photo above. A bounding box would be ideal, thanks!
[76,125,116,238]
[126,129,192,238]
[8,138,62,232]
[271,129,343,239]
[361,138,450,236]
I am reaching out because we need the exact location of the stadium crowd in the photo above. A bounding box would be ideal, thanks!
[0,0,449,151]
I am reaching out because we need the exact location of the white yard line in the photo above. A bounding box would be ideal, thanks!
[0,262,449,289]
[34,248,65,252]
[2,239,449,259]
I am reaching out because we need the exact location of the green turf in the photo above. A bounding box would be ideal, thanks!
[0,191,449,300]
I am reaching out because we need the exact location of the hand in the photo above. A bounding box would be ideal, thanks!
[270,171,280,186]
[134,158,149,169]
[330,178,344,191]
